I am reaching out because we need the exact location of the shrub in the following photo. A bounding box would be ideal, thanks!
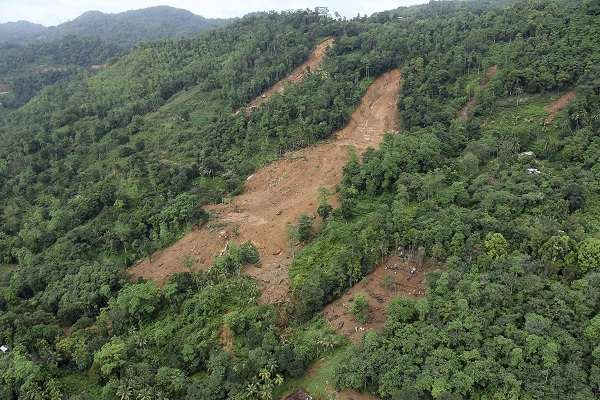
[350,294,370,324]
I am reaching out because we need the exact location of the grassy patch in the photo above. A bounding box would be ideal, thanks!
[486,93,551,128]
[275,345,349,400]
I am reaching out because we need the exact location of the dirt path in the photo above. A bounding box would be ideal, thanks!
[545,90,576,124]
[324,255,427,342]
[246,37,335,112]
[129,69,402,303]
[458,65,498,119]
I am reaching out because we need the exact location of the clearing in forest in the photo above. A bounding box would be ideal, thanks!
[324,254,428,342]
[245,37,335,112]
[458,65,498,119]
[544,90,576,124]
[129,69,402,303]
[276,348,379,400]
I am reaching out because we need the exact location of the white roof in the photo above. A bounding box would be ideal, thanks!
[0,345,8,352]
[519,151,535,157]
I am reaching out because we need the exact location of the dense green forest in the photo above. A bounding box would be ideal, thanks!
[1,0,600,399]
[0,36,123,108]
[0,21,45,44]
[0,6,229,108]
[0,6,228,45]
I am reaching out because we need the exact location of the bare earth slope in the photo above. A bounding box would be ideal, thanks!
[458,65,498,119]
[324,255,428,342]
[545,90,576,124]
[129,69,402,303]
[246,37,335,112]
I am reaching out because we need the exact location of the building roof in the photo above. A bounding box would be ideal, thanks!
[0,345,8,353]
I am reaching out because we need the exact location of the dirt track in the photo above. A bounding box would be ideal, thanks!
[458,65,498,119]
[545,90,576,124]
[324,255,427,342]
[129,69,402,303]
[246,37,335,112]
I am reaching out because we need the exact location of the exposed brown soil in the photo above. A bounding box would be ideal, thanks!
[281,362,379,400]
[458,96,478,120]
[219,323,235,355]
[458,65,498,119]
[336,391,379,400]
[545,90,576,124]
[246,37,335,112]
[324,255,427,342]
[484,65,498,83]
[284,389,312,400]
[129,69,402,303]
[283,387,376,400]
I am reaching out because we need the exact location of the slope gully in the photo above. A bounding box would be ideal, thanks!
[245,37,335,113]
[130,68,402,304]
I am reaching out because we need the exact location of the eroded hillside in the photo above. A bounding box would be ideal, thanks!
[246,37,335,112]
[130,69,402,303]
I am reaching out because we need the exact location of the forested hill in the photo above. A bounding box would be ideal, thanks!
[0,21,45,44]
[0,6,230,109]
[1,1,600,400]
[0,6,230,45]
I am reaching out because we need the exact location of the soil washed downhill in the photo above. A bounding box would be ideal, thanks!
[245,37,335,112]
[129,69,402,304]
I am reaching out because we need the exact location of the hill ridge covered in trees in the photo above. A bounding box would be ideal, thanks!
[0,6,230,108]
[0,6,229,45]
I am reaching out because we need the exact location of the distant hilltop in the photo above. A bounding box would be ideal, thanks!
[0,6,231,47]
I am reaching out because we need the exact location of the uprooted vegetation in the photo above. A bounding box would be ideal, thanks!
[457,65,498,119]
[245,37,335,113]
[129,69,402,304]
[323,254,431,342]
[2,1,600,400]
[544,89,577,124]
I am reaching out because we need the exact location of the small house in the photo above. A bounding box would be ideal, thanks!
[0,345,9,353]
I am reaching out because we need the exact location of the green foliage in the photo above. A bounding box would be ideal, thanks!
[1,1,600,399]
[577,238,600,274]
[585,0,600,15]
[110,281,162,325]
[93,337,127,379]
[385,297,417,328]
[350,294,370,324]
[296,214,314,243]
[484,232,509,260]
[287,214,315,247]
[0,36,123,108]
[213,241,260,275]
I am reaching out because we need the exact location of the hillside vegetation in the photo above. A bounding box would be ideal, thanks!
[0,6,229,108]
[0,1,600,400]
[0,21,45,44]
[0,6,228,45]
